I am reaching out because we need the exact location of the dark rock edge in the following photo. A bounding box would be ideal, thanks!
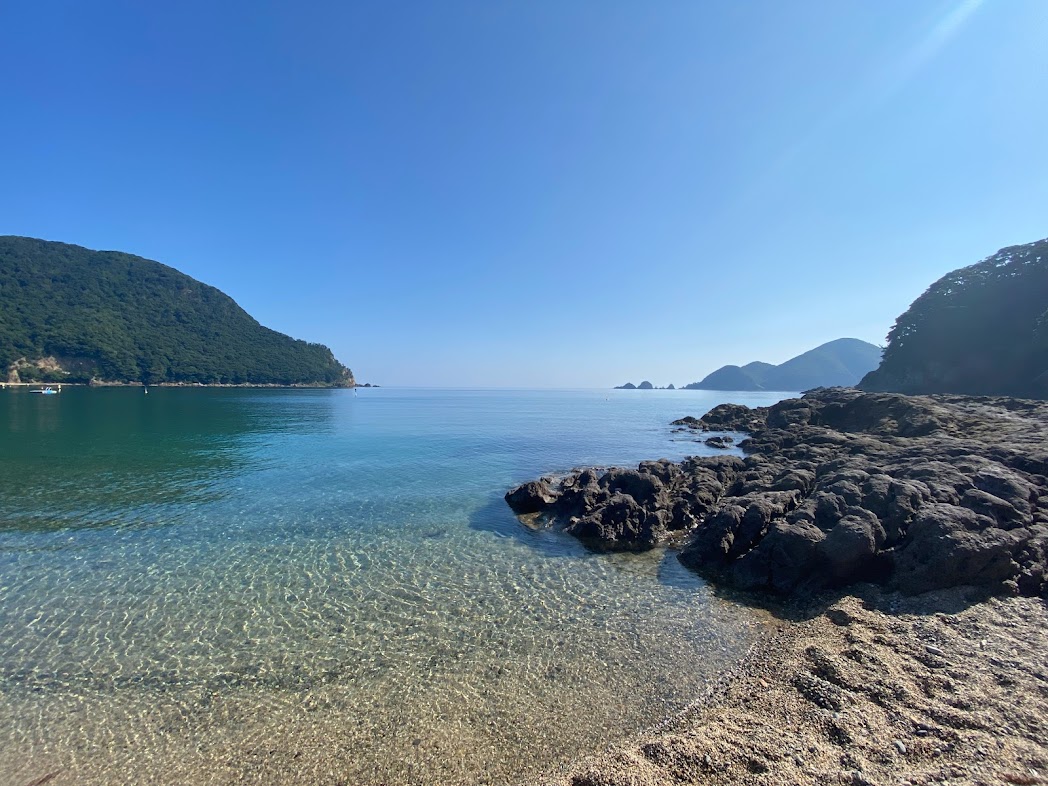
[505,388,1048,598]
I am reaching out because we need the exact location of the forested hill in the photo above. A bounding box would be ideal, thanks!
[860,237,1048,398]
[0,236,354,386]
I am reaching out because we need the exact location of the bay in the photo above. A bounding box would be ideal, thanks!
[0,386,790,785]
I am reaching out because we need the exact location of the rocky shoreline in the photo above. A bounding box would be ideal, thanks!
[508,388,1048,786]
[506,388,1048,598]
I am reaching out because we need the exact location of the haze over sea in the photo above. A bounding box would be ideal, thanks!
[1,386,788,785]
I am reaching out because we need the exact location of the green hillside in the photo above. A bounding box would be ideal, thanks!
[0,236,353,386]
[860,238,1048,398]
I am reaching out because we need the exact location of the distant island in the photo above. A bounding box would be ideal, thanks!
[683,337,882,391]
[614,381,675,390]
[861,237,1048,399]
[0,236,354,386]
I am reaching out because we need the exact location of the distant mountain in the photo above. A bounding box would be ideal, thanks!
[860,237,1048,398]
[693,365,762,391]
[0,236,354,386]
[684,338,882,391]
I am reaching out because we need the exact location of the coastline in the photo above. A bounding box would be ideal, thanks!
[3,388,768,786]
[509,388,1048,785]
[2,381,371,389]
[4,385,1045,785]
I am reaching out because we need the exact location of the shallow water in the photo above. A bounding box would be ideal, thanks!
[0,386,789,785]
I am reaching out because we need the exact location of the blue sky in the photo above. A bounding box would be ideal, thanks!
[1,1,1045,387]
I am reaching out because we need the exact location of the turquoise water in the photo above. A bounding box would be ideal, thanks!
[0,386,788,786]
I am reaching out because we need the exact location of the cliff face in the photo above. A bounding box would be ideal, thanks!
[0,236,353,386]
[861,238,1048,399]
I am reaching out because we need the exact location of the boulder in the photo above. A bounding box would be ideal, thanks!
[700,403,768,431]
[818,509,886,582]
[599,468,666,508]
[892,504,1023,594]
[504,480,560,514]
[566,493,668,551]
[679,503,746,570]
[729,520,827,594]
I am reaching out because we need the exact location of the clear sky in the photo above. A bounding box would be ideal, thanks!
[1,1,1045,387]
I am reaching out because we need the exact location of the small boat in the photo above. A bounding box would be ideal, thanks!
[30,386,59,395]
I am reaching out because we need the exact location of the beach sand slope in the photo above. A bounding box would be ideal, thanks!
[535,586,1047,786]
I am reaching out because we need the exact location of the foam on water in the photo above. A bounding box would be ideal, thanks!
[0,387,788,785]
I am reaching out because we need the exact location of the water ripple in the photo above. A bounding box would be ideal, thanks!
[0,387,787,785]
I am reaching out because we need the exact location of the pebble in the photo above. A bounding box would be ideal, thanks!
[893,740,907,755]
[845,770,877,786]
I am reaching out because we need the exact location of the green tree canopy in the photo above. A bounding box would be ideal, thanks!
[861,238,1048,398]
[0,236,354,386]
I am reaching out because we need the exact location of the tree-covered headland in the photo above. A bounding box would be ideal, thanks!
[860,238,1048,398]
[0,236,354,386]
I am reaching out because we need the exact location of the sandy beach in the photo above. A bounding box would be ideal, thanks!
[533,585,1047,786]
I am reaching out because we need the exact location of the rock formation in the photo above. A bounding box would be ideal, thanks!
[505,388,1048,597]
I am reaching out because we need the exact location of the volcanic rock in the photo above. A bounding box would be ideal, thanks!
[506,388,1048,597]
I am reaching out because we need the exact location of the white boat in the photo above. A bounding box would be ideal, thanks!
[30,386,59,395]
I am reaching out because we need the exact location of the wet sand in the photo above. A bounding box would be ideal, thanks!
[534,585,1047,786]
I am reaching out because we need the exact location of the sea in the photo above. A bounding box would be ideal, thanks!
[0,386,791,786]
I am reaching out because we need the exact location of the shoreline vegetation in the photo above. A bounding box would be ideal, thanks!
[510,388,1048,785]
[1,380,378,388]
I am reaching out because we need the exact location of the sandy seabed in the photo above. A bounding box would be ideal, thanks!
[534,586,1047,786]
[7,585,1044,786]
